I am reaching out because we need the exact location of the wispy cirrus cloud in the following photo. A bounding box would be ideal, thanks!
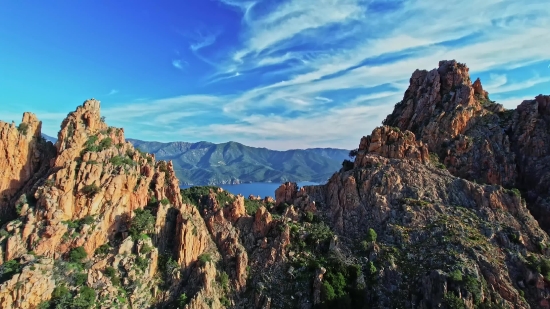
[107,89,118,96]
[172,59,188,70]
[116,0,550,149]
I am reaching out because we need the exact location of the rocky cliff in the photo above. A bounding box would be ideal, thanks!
[0,100,220,309]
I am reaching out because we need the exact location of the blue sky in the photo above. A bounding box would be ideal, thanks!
[1,0,549,150]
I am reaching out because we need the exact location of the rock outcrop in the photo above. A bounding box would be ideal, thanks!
[0,113,54,220]
[383,60,550,233]
[354,126,430,167]
[0,100,220,309]
[273,60,550,308]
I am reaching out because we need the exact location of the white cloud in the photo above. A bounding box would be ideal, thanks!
[314,96,333,103]
[103,95,224,121]
[229,0,365,62]
[172,60,187,70]
[105,0,550,149]
[190,32,217,52]
[489,76,550,94]
[107,89,118,96]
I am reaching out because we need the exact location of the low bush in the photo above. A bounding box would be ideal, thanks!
[69,246,87,263]
[198,253,212,266]
[17,123,29,135]
[81,184,100,198]
[129,209,155,238]
[95,243,111,256]
[341,159,354,171]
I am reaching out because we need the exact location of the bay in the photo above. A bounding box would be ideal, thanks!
[181,181,321,199]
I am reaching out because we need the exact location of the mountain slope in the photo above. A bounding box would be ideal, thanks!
[128,139,350,185]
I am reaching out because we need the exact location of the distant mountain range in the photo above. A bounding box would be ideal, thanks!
[41,133,57,143]
[127,139,350,185]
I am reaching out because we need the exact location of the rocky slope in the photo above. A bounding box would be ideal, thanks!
[0,100,221,309]
[1,59,550,309]
[127,139,349,185]
[383,60,550,232]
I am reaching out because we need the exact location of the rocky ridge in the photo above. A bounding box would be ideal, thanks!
[0,100,220,309]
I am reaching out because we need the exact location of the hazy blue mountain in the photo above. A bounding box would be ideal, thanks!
[128,139,350,185]
[41,133,57,143]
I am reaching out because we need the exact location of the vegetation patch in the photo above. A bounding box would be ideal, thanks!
[81,183,100,198]
[129,208,155,238]
[244,198,262,216]
[17,123,29,135]
[0,259,23,284]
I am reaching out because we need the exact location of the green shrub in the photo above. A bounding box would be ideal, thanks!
[444,293,466,309]
[325,271,346,299]
[160,198,170,206]
[366,228,377,242]
[129,209,155,238]
[80,215,94,226]
[220,296,231,306]
[322,281,336,301]
[73,286,96,308]
[218,271,229,289]
[509,188,521,197]
[367,262,377,276]
[69,246,87,263]
[198,253,212,266]
[110,155,135,166]
[37,301,50,309]
[83,135,99,152]
[74,272,87,286]
[0,259,22,283]
[17,123,29,135]
[135,256,148,272]
[449,269,463,282]
[51,285,70,302]
[304,211,315,223]
[95,243,111,256]
[99,137,112,150]
[111,275,121,286]
[81,183,100,198]
[244,199,262,216]
[104,267,116,278]
[178,293,188,307]
[341,159,354,171]
[141,244,153,255]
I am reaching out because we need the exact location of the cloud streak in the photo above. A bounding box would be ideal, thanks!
[112,0,550,149]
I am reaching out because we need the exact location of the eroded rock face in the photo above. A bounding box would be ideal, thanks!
[0,100,216,308]
[275,182,298,206]
[268,60,550,308]
[0,100,185,261]
[511,95,550,229]
[0,113,53,219]
[383,60,550,234]
[383,60,517,186]
[0,257,55,309]
[355,126,429,167]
